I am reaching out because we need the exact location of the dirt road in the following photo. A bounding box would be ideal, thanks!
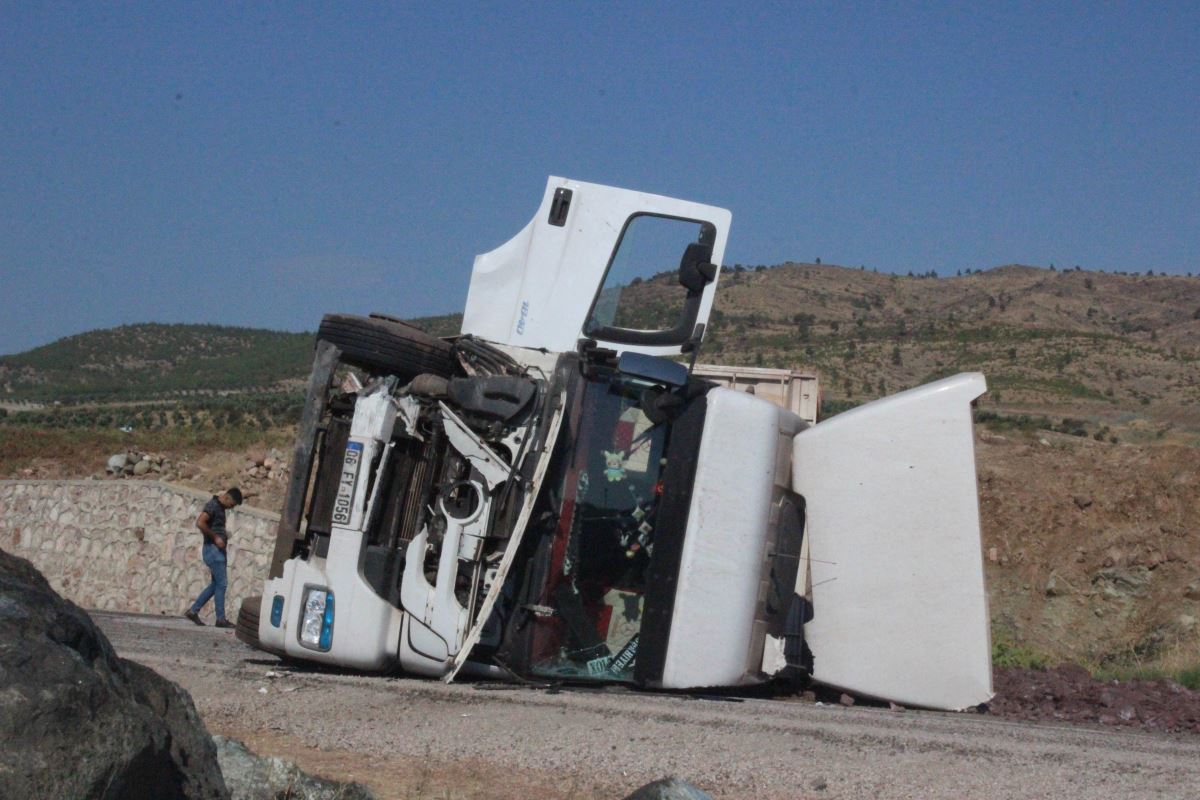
[96,612,1200,800]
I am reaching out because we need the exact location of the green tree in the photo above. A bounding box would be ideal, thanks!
[793,313,815,342]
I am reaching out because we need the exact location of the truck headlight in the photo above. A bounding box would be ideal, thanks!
[299,587,334,651]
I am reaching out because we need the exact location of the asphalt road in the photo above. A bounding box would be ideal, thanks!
[95,611,1200,800]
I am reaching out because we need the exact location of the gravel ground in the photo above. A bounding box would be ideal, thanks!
[96,612,1200,800]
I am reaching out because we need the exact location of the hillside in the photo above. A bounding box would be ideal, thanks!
[4,265,1199,436]
[701,263,1200,432]
[0,324,315,403]
[402,264,1200,437]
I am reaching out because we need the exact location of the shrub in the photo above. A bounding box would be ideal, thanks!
[992,632,1048,669]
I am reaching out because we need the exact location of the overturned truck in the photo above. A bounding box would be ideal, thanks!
[239,177,992,711]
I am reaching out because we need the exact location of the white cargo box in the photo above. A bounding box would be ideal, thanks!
[692,364,820,425]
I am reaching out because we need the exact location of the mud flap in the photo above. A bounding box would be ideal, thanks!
[791,373,992,711]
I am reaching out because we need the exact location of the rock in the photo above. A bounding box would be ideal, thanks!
[107,453,128,473]
[1072,494,1093,510]
[839,692,855,706]
[1178,615,1197,632]
[621,777,714,800]
[1092,566,1151,597]
[214,737,374,800]
[133,459,152,476]
[0,549,228,799]
[1044,573,1064,597]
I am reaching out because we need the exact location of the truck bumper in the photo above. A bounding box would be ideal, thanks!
[258,529,405,672]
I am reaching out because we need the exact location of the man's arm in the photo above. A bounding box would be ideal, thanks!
[196,511,226,550]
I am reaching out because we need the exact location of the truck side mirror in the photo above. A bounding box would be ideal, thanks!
[678,242,718,293]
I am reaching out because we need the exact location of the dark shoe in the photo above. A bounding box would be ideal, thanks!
[214,619,235,629]
[185,609,205,626]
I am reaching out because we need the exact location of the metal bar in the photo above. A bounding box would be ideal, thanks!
[362,441,395,534]
[269,339,340,578]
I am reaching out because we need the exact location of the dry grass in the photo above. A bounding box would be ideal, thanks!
[0,425,293,478]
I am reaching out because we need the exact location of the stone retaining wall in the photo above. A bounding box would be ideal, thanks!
[0,480,279,620]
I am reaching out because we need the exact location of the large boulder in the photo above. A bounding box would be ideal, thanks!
[0,547,229,799]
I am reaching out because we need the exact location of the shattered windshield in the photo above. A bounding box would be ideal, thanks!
[525,370,672,682]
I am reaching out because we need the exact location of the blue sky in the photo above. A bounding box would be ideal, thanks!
[2,2,1197,354]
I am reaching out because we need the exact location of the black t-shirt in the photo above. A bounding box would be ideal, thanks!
[202,496,228,539]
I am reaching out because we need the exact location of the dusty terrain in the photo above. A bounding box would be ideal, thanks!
[977,430,1200,670]
[95,612,1200,800]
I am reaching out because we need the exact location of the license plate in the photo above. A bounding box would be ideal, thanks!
[331,442,364,526]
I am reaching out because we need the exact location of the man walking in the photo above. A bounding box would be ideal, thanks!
[185,487,243,628]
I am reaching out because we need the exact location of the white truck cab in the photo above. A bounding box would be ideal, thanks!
[248,177,991,711]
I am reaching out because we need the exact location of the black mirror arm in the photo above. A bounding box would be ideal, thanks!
[679,261,719,293]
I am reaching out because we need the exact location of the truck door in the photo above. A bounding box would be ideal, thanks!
[461,177,731,358]
[791,373,992,711]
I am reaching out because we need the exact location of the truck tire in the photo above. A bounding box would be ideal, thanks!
[235,595,263,649]
[317,313,455,379]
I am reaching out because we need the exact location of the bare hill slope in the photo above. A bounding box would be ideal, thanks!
[694,262,1200,434]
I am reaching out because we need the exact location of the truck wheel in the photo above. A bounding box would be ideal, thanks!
[318,313,455,379]
[235,595,263,649]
